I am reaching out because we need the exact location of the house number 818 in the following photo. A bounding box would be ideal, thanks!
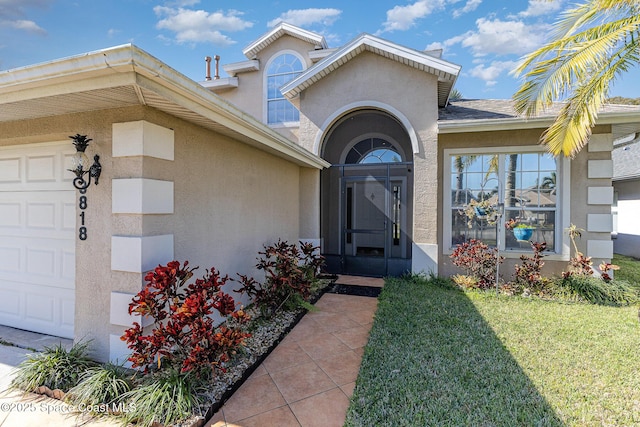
[78,191,87,240]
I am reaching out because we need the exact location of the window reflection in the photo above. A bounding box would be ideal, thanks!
[450,152,558,251]
[266,54,303,124]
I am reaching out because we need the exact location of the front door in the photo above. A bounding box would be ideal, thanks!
[340,164,408,276]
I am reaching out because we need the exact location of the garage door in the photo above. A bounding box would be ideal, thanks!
[0,142,75,338]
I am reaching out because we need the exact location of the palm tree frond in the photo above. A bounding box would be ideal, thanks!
[513,0,640,156]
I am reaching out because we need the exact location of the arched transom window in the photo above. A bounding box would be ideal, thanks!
[345,138,402,164]
[266,53,303,124]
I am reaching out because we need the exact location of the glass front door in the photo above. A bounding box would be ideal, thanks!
[340,166,408,276]
[343,177,388,275]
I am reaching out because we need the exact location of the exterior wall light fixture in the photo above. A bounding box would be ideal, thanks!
[69,134,102,191]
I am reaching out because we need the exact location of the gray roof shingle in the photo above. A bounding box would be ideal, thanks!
[439,99,640,121]
[613,139,640,181]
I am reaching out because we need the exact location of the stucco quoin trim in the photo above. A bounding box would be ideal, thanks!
[112,121,174,160]
[112,178,174,214]
[111,234,174,273]
[313,101,421,156]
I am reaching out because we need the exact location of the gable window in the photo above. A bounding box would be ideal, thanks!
[266,53,303,125]
[445,148,567,254]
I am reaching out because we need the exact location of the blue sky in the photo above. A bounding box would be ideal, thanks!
[0,0,638,100]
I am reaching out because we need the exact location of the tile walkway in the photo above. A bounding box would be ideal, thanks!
[0,275,383,427]
[206,275,383,427]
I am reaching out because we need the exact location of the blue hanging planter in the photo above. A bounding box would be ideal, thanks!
[513,227,534,242]
[474,207,487,217]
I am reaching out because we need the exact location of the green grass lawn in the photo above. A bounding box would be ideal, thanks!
[346,276,640,427]
[614,253,640,289]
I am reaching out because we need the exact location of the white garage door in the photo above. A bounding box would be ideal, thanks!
[0,142,76,338]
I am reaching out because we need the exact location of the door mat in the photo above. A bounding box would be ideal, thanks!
[327,283,381,297]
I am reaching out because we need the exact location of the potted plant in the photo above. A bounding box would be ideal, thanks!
[461,199,497,228]
[510,222,535,242]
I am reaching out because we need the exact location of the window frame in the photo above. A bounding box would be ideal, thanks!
[443,146,571,260]
[263,50,305,127]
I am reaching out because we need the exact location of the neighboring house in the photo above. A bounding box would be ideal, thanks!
[612,134,640,258]
[1,22,639,362]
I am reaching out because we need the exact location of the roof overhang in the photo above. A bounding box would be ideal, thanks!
[281,33,461,107]
[438,111,640,142]
[0,44,329,169]
[222,59,259,77]
[243,23,328,60]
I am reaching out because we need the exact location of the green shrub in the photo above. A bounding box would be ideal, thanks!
[65,363,133,414]
[118,369,201,427]
[10,341,96,392]
[551,275,640,306]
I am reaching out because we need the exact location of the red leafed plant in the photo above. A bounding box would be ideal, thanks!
[598,261,620,283]
[121,261,250,376]
[512,241,548,291]
[236,240,324,316]
[450,239,504,289]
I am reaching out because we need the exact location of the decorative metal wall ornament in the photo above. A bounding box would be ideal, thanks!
[68,134,102,190]
[68,134,101,241]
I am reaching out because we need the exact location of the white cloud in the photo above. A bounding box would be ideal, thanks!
[154,6,253,46]
[469,60,519,86]
[378,0,446,34]
[267,8,342,28]
[518,0,563,17]
[445,18,548,57]
[0,0,50,18]
[8,19,45,34]
[0,0,49,34]
[453,0,482,18]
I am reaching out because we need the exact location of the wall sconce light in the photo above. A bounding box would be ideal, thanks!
[69,134,101,191]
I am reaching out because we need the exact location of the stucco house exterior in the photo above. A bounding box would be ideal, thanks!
[612,135,640,258]
[1,22,639,362]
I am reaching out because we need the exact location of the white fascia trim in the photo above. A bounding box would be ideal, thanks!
[281,33,461,100]
[243,22,327,59]
[0,44,329,170]
[438,111,640,135]
[222,60,259,77]
[442,146,570,259]
[438,117,554,134]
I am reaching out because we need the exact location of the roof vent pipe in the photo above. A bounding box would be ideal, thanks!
[214,55,220,80]
[205,56,212,81]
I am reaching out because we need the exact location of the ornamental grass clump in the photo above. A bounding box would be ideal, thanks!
[65,363,133,415]
[10,341,96,393]
[551,274,640,306]
[118,369,202,427]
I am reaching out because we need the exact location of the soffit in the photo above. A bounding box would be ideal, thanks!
[0,44,329,169]
[438,99,640,141]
